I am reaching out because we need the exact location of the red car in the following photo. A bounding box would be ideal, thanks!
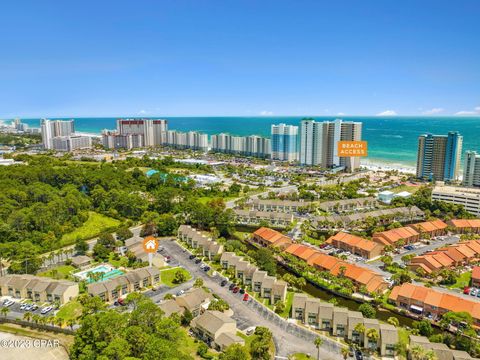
[233,286,239,293]
[243,293,249,301]
[464,287,471,294]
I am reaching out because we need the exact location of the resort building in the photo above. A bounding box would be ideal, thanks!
[291,294,398,356]
[0,275,79,305]
[432,183,480,217]
[41,119,75,149]
[463,150,480,187]
[318,197,378,213]
[210,133,271,159]
[372,227,420,247]
[102,130,144,150]
[252,227,293,249]
[409,335,473,360]
[219,252,287,302]
[164,130,209,152]
[326,232,384,259]
[299,118,363,171]
[51,135,92,152]
[271,123,299,162]
[250,199,314,213]
[233,209,294,228]
[116,118,168,146]
[389,282,480,326]
[87,267,160,303]
[285,244,388,294]
[190,310,245,351]
[177,225,224,260]
[447,219,480,234]
[416,132,463,181]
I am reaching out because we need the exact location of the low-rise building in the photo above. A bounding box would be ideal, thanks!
[158,299,185,317]
[432,183,480,217]
[326,232,384,259]
[177,225,224,260]
[471,266,480,288]
[291,294,398,356]
[87,267,160,303]
[372,226,420,247]
[0,275,79,305]
[175,287,212,317]
[447,219,480,234]
[250,199,314,213]
[409,219,448,238]
[70,255,92,269]
[318,197,378,213]
[409,335,473,360]
[252,227,293,249]
[378,191,395,204]
[233,209,294,227]
[190,310,245,351]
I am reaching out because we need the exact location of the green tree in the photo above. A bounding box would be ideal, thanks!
[1,307,10,318]
[358,303,376,319]
[220,344,250,360]
[193,278,204,288]
[181,309,193,326]
[74,238,89,255]
[413,320,433,337]
[173,270,188,284]
[387,316,399,327]
[314,337,323,360]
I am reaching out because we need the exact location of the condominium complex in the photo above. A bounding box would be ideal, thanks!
[102,130,144,149]
[463,150,480,187]
[432,183,480,217]
[116,118,168,146]
[164,130,208,151]
[271,123,298,161]
[416,132,463,181]
[210,133,271,159]
[52,135,92,152]
[41,119,75,149]
[299,119,362,171]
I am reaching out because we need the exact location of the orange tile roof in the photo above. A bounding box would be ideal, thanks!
[411,286,430,302]
[389,286,400,301]
[365,277,386,293]
[411,220,448,233]
[411,262,433,274]
[373,227,419,245]
[315,256,341,271]
[306,252,324,266]
[424,290,443,307]
[411,255,443,270]
[253,227,292,247]
[430,252,454,267]
[297,248,318,261]
[472,266,480,281]
[449,219,480,228]
[327,231,383,253]
[452,244,477,259]
[441,247,466,262]
[465,240,480,255]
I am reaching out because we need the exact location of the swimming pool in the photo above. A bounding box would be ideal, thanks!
[74,264,125,283]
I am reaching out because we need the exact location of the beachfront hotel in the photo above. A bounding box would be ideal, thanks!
[41,119,92,152]
[210,133,271,159]
[271,123,298,162]
[416,132,463,181]
[463,150,480,187]
[299,118,362,171]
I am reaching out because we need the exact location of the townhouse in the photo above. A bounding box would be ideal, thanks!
[220,252,287,302]
[250,199,314,213]
[0,275,79,305]
[318,197,378,213]
[372,226,420,247]
[173,287,212,316]
[177,225,224,260]
[252,227,293,249]
[124,237,166,268]
[447,219,480,234]
[407,239,480,275]
[409,335,473,360]
[389,282,480,326]
[190,310,245,351]
[233,209,294,227]
[285,244,389,294]
[472,266,480,288]
[409,219,448,238]
[326,231,385,259]
[87,266,160,303]
[291,293,398,357]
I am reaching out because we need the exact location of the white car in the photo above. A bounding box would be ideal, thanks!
[199,263,206,269]
[40,306,53,314]
[3,300,15,307]
[245,326,257,335]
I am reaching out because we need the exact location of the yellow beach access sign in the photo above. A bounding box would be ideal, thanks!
[337,141,368,157]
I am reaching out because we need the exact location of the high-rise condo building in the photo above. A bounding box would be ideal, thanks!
[41,119,75,149]
[102,130,144,150]
[52,135,92,152]
[416,132,463,182]
[271,123,298,162]
[116,118,168,147]
[463,151,480,187]
[299,118,362,171]
[211,134,270,159]
[165,130,208,151]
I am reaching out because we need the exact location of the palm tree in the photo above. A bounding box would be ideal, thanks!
[47,315,55,326]
[341,347,349,360]
[32,314,41,324]
[1,307,10,318]
[354,323,365,344]
[366,328,379,350]
[387,316,399,327]
[23,311,32,322]
[409,345,438,360]
[314,337,323,360]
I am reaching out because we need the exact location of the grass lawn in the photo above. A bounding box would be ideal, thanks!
[280,291,295,318]
[290,354,312,360]
[61,211,121,246]
[449,271,471,290]
[38,265,76,280]
[391,184,420,194]
[56,300,83,322]
[179,328,217,359]
[197,196,236,205]
[160,267,192,287]
[108,252,129,268]
[0,323,74,349]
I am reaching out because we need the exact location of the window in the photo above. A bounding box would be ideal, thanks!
[321,320,331,330]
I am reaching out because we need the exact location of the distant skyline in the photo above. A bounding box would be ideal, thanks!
[0,0,479,118]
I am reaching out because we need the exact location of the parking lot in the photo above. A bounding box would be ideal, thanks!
[0,297,57,321]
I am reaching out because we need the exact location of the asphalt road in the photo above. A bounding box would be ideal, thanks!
[161,239,345,359]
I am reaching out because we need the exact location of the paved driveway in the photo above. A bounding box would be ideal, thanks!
[161,239,344,359]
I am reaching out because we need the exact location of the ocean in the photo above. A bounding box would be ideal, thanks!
[7,116,480,168]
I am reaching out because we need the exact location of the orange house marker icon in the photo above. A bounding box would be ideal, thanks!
[143,236,159,254]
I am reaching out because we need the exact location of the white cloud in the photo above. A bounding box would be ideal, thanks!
[455,106,480,116]
[422,108,444,115]
[260,110,274,116]
[376,110,397,116]
[337,112,346,116]
[138,109,148,115]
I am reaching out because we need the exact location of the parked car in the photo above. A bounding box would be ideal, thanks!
[176,290,185,296]
[117,298,126,306]
[233,287,239,293]
[465,287,472,294]
[41,306,53,314]
[195,259,201,264]
[243,293,249,301]
[20,303,29,310]
[189,255,195,260]
[199,263,206,269]
[3,300,14,307]
[245,326,256,335]
[220,280,228,287]
[204,266,210,272]
[355,350,363,360]
[229,283,235,290]
[31,304,38,311]
[470,288,478,296]
[239,288,245,294]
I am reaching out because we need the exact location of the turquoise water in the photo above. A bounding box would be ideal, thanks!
[11,116,480,167]
[75,265,124,283]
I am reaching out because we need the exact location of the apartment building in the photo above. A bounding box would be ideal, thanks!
[250,199,314,213]
[210,133,271,159]
[252,227,293,249]
[52,135,92,152]
[177,225,224,260]
[299,118,363,171]
[0,275,79,305]
[41,119,75,149]
[326,232,384,259]
[291,293,398,356]
[463,150,480,187]
[447,219,480,234]
[409,335,473,360]
[219,252,287,302]
[233,209,294,228]
[116,118,168,146]
[271,123,299,162]
[432,183,480,217]
[389,282,480,325]
[318,197,378,213]
[372,226,420,247]
[102,130,144,150]
[285,244,388,294]
[87,267,160,303]
[191,310,245,351]
[164,130,208,152]
[409,219,448,238]
[416,132,463,181]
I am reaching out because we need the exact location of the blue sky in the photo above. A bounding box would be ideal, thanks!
[0,0,479,117]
